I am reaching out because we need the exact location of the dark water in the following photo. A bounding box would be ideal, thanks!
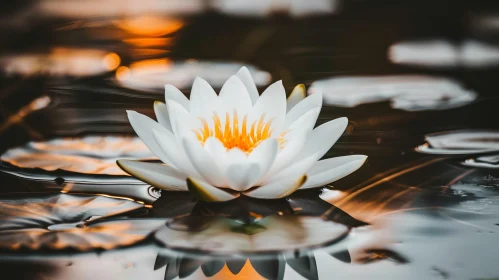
[1,1,499,279]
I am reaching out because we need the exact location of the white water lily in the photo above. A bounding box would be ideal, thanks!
[118,66,367,201]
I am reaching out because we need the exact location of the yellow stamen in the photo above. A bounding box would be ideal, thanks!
[194,112,287,153]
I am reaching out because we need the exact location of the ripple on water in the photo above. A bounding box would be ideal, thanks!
[0,135,160,202]
[2,161,499,278]
[0,193,164,251]
[322,180,499,279]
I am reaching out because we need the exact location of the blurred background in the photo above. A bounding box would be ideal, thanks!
[0,0,497,146]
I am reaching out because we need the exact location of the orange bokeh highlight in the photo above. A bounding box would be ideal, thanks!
[102,52,121,70]
[115,15,184,37]
[123,38,173,48]
[115,66,131,81]
[116,58,172,81]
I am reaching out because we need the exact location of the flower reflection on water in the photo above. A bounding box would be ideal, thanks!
[154,250,321,280]
[1,158,499,279]
[155,215,349,254]
[149,191,364,280]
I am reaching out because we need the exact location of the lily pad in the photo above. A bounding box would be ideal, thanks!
[0,194,164,251]
[155,215,349,255]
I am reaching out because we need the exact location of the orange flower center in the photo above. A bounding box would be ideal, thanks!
[194,112,286,153]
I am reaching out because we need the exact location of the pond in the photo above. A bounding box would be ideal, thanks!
[1,1,499,279]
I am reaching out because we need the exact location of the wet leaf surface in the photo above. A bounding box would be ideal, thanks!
[1,136,154,176]
[155,215,350,254]
[0,194,164,251]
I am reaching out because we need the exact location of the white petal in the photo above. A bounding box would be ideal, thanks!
[225,163,260,191]
[267,108,320,176]
[152,128,200,177]
[287,84,307,112]
[267,129,307,176]
[245,174,307,199]
[287,107,321,132]
[298,117,349,160]
[189,77,219,119]
[301,155,367,189]
[250,80,287,136]
[183,137,226,187]
[154,101,172,131]
[187,177,239,202]
[236,66,260,105]
[165,84,190,110]
[226,148,248,165]
[284,91,322,129]
[248,138,279,177]
[126,110,176,168]
[204,137,228,170]
[117,160,187,191]
[166,100,198,138]
[268,153,318,183]
[219,75,252,116]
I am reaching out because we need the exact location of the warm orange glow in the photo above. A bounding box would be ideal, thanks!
[131,48,169,56]
[4,222,146,251]
[130,58,172,69]
[1,47,119,77]
[102,52,121,70]
[194,112,286,153]
[123,37,173,47]
[116,66,131,81]
[0,96,50,135]
[1,135,153,176]
[0,196,147,251]
[116,59,172,82]
[115,16,184,37]
[210,260,266,280]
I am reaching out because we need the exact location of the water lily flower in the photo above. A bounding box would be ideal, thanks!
[118,66,367,201]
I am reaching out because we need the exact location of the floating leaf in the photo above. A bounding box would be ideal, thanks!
[0,194,164,251]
